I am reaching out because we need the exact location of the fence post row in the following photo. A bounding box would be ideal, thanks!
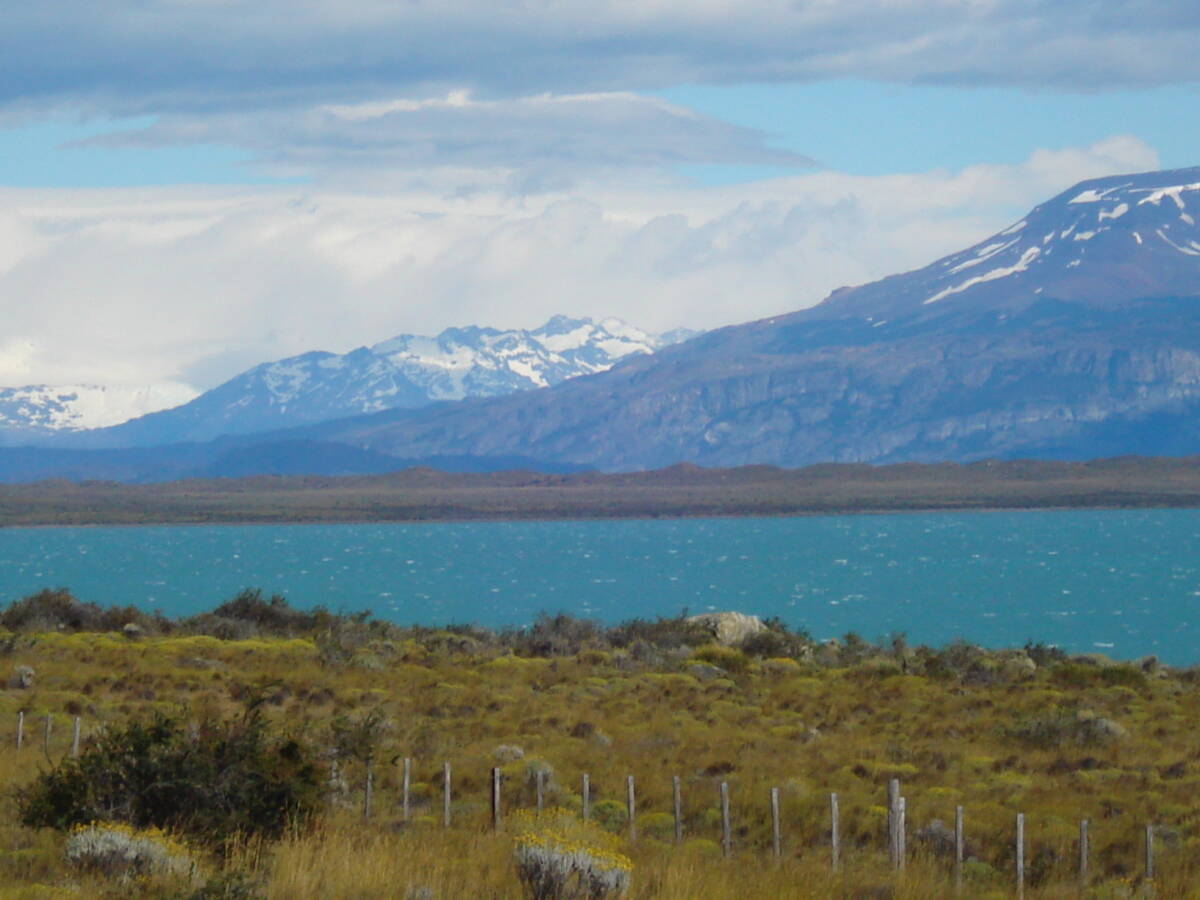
[6,713,1178,883]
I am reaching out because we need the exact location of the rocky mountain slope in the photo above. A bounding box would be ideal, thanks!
[296,166,1200,470]
[50,316,694,448]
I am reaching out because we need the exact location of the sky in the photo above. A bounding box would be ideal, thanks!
[0,1,1197,395]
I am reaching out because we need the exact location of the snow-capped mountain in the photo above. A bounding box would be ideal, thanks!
[0,384,198,437]
[287,166,1200,470]
[817,169,1200,321]
[65,316,696,447]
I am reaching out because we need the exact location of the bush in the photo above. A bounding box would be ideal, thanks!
[513,809,631,900]
[19,704,323,844]
[690,644,749,674]
[183,588,338,639]
[0,588,164,634]
[64,822,194,879]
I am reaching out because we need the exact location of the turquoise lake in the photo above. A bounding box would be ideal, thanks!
[2,509,1198,663]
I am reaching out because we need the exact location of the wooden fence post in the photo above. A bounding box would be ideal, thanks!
[626,775,637,841]
[582,773,590,822]
[672,775,682,843]
[898,796,906,869]
[720,782,732,858]
[954,805,964,892]
[535,768,545,812]
[887,779,900,868]
[1015,813,1025,898]
[1079,819,1089,887]
[491,767,501,831]
[363,767,373,821]
[770,787,781,859]
[442,762,451,828]
[1145,824,1154,881]
[830,792,840,873]
[71,716,81,758]
[43,714,51,753]
[15,711,23,750]
[401,758,411,823]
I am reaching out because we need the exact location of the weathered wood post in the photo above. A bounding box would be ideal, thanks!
[71,716,81,758]
[672,775,683,843]
[1015,813,1025,898]
[582,773,591,822]
[626,775,637,841]
[898,796,906,869]
[401,758,411,823]
[43,714,51,753]
[442,762,452,828]
[770,786,781,859]
[954,805,964,892]
[363,767,373,821]
[1079,819,1089,887]
[1145,824,1154,881]
[720,782,732,858]
[15,711,23,750]
[830,792,840,873]
[491,767,501,831]
[887,779,901,868]
[535,768,545,812]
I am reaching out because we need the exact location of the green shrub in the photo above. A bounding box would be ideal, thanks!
[691,645,749,674]
[18,704,323,844]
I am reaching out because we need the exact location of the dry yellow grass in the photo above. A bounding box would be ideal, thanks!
[2,631,1200,897]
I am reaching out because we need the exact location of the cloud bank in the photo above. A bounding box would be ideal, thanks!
[0,137,1158,391]
[5,0,1200,124]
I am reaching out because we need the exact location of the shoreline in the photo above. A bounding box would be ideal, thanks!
[2,455,1200,526]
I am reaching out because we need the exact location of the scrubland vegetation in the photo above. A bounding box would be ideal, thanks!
[1,588,1199,897]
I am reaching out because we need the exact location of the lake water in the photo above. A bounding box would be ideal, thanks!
[2,509,1198,663]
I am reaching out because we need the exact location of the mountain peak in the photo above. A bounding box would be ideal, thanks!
[812,165,1200,323]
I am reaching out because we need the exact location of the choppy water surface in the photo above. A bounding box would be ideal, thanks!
[2,509,1199,662]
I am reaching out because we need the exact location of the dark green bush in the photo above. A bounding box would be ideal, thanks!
[0,587,165,634]
[18,704,323,843]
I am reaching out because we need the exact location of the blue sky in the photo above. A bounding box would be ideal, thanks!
[0,0,1195,394]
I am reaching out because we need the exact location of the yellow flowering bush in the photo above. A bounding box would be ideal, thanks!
[513,808,631,899]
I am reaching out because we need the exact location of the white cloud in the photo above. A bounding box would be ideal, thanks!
[0,136,1158,391]
[81,90,814,185]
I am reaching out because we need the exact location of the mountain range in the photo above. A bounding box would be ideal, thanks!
[9,316,694,449]
[3,165,1200,481]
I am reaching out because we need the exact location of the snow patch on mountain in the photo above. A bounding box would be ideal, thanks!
[0,383,199,432]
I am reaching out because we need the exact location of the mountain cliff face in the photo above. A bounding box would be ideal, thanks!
[57,316,693,447]
[301,167,1200,469]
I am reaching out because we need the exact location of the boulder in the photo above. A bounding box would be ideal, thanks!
[686,612,767,646]
[9,665,33,689]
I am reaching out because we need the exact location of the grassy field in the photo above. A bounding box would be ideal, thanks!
[1,602,1199,898]
[5,455,1200,525]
